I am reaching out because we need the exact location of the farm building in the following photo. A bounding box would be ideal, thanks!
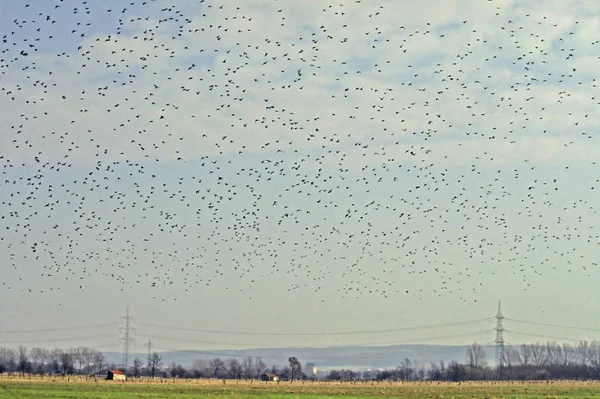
[106,369,126,381]
[260,373,279,382]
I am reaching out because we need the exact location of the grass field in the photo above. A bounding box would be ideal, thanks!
[2,377,600,399]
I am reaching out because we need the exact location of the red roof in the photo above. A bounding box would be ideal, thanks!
[108,370,125,375]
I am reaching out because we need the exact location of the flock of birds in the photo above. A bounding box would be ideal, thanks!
[1,0,599,303]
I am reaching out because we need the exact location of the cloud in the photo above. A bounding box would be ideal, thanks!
[2,0,600,310]
[2,0,599,170]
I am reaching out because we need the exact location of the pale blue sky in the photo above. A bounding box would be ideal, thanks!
[1,0,600,355]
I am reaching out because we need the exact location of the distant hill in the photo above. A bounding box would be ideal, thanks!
[105,344,495,371]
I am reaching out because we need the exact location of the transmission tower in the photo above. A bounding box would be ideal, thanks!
[494,300,505,369]
[147,339,152,362]
[119,306,136,371]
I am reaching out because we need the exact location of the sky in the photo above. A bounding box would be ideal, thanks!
[1,0,600,356]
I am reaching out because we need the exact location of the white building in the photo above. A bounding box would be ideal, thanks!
[305,362,317,378]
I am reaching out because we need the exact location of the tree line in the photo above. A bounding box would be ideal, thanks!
[327,341,600,381]
[0,346,106,376]
[5,340,600,381]
[0,346,306,381]
[144,353,305,381]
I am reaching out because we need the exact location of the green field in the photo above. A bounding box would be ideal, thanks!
[2,378,600,399]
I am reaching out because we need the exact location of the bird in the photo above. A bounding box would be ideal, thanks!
[0,0,598,312]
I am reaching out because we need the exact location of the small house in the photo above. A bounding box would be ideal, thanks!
[107,369,126,381]
[260,373,279,382]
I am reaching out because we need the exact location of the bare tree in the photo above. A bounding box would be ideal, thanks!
[168,362,186,378]
[173,364,186,378]
[466,343,486,369]
[93,351,106,375]
[82,348,96,375]
[49,349,62,374]
[279,366,291,381]
[561,343,574,366]
[428,362,442,381]
[545,342,561,367]
[147,352,162,378]
[227,358,243,379]
[30,347,49,375]
[446,360,467,382]
[59,350,74,375]
[520,343,531,366]
[414,361,426,381]
[169,362,178,378]
[502,346,521,368]
[16,346,30,375]
[589,341,600,373]
[576,340,590,367]
[288,357,302,381]
[400,358,414,381]
[73,347,86,374]
[132,358,143,377]
[242,356,254,379]
[192,359,208,378]
[254,357,266,379]
[209,357,225,378]
[529,342,547,367]
[0,348,16,373]
[270,364,279,375]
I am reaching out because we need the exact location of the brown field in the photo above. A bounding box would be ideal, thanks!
[2,375,600,398]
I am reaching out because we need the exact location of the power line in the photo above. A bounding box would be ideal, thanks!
[140,334,263,348]
[137,318,488,337]
[323,344,489,363]
[148,330,489,352]
[328,331,491,348]
[0,322,117,334]
[0,333,117,344]
[505,330,585,343]
[152,344,474,363]
[506,318,600,333]
[152,345,245,359]
[147,338,152,362]
[151,337,490,363]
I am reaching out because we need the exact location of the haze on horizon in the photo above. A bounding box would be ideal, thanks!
[1,0,600,356]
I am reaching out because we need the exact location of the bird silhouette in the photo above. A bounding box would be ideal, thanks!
[0,0,598,305]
